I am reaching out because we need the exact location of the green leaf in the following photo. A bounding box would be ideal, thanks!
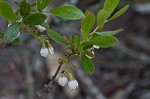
[11,38,20,45]
[23,13,47,25]
[0,32,4,39]
[82,36,118,48]
[95,29,123,36]
[47,29,68,45]
[82,44,93,50]
[40,0,52,10]
[81,12,95,39]
[0,1,17,21]
[104,0,120,17]
[36,0,52,12]
[48,5,85,20]
[97,10,108,27]
[4,22,21,43]
[36,0,42,12]
[81,55,95,75]
[91,36,118,48]
[109,5,129,21]
[20,0,31,17]
[74,35,82,52]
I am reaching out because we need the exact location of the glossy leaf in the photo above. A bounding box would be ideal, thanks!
[0,1,17,21]
[97,10,108,27]
[48,5,85,20]
[20,0,31,17]
[91,36,118,48]
[81,55,95,75]
[82,36,118,48]
[95,29,123,36]
[81,12,95,39]
[36,0,52,12]
[109,5,129,21]
[4,22,21,43]
[104,0,120,17]
[47,29,68,45]
[40,0,52,10]
[23,13,47,25]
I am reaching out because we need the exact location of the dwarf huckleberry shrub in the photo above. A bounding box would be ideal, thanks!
[0,0,129,97]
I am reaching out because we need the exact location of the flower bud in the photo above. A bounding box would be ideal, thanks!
[68,80,78,90]
[49,47,54,54]
[86,55,92,59]
[40,48,48,57]
[93,45,100,49]
[92,50,94,55]
[36,25,46,32]
[58,76,68,86]
[8,23,11,27]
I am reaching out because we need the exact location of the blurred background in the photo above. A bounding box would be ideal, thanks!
[0,0,150,99]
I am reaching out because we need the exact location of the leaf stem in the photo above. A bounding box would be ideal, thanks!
[90,26,99,36]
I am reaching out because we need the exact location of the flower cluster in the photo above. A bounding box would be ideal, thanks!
[38,29,54,57]
[58,66,78,90]
[40,47,54,57]
[58,75,78,90]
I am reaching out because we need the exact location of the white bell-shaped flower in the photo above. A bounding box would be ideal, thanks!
[92,50,94,55]
[8,23,11,27]
[58,76,68,86]
[40,48,48,57]
[49,47,54,54]
[36,25,46,31]
[93,45,100,49]
[68,80,78,90]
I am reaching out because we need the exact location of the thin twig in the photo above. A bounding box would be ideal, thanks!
[36,51,73,99]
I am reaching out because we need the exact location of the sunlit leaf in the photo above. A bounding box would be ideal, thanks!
[104,0,120,17]
[81,12,95,39]
[47,29,68,45]
[82,36,118,48]
[95,29,123,36]
[97,10,108,27]
[109,5,129,21]
[82,55,95,75]
[48,5,85,20]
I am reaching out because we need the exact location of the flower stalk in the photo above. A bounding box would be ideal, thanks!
[36,50,74,98]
